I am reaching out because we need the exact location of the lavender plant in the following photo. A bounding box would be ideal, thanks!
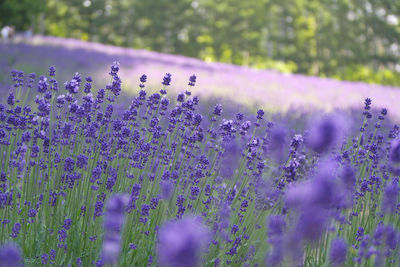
[0,63,399,267]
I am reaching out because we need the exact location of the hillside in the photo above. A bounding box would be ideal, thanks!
[1,35,400,118]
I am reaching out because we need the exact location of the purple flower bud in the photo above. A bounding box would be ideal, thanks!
[162,73,172,86]
[10,223,21,238]
[141,204,150,217]
[364,98,372,110]
[63,218,72,230]
[188,74,197,86]
[140,74,147,84]
[7,92,15,106]
[256,109,264,120]
[41,253,48,265]
[28,208,37,218]
[213,104,223,116]
[49,66,56,76]
[94,200,104,218]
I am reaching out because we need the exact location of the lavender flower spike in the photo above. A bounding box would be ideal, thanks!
[101,194,128,265]
[157,216,211,267]
[329,237,347,266]
[307,114,346,154]
[0,242,22,267]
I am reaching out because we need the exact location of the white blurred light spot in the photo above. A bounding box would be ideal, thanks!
[83,0,91,7]
[347,11,356,21]
[387,15,398,25]
[376,8,386,17]
[105,4,112,16]
[191,1,199,9]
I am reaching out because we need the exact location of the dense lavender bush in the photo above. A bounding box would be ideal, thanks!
[0,63,399,266]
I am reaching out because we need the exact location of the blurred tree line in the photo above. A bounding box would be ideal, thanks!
[1,0,400,86]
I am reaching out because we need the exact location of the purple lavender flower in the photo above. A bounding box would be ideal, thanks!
[286,161,337,209]
[389,139,400,162]
[41,253,49,265]
[58,229,67,246]
[140,74,147,84]
[38,76,49,94]
[267,215,286,241]
[213,104,223,116]
[256,109,264,120]
[0,243,22,266]
[188,74,197,86]
[355,227,364,242]
[7,92,15,106]
[268,125,287,161]
[110,61,120,76]
[231,224,239,235]
[266,242,283,266]
[160,180,173,200]
[340,164,356,190]
[294,208,328,242]
[157,217,211,267]
[28,208,37,218]
[307,115,345,153]
[382,179,399,214]
[64,157,75,172]
[177,93,185,102]
[63,218,72,230]
[162,73,172,86]
[329,237,347,266]
[84,81,92,93]
[10,223,21,238]
[141,204,150,217]
[76,154,88,169]
[50,249,56,261]
[49,66,56,76]
[101,194,128,265]
[384,224,398,250]
[94,200,104,218]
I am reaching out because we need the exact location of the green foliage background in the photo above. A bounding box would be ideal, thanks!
[1,0,400,86]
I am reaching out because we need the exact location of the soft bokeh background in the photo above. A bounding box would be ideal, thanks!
[1,0,400,119]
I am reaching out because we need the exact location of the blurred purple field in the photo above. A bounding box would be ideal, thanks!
[1,35,400,119]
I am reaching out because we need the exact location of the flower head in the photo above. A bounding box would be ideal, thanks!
[101,194,128,264]
[307,114,346,154]
[188,75,197,86]
[162,73,172,86]
[157,217,211,267]
[329,237,347,266]
[0,243,22,267]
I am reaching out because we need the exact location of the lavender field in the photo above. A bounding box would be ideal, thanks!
[0,36,400,267]
[2,36,400,119]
